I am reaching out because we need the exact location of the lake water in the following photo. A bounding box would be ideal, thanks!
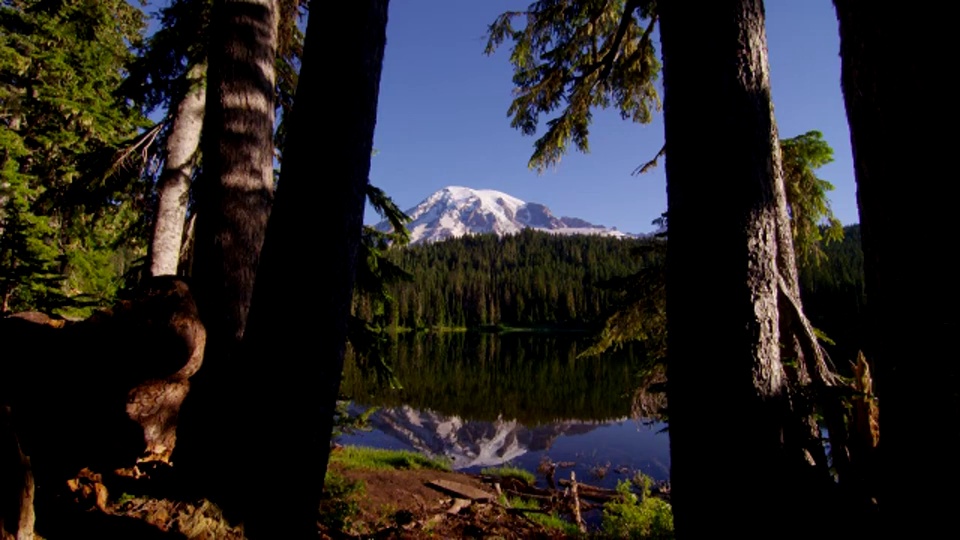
[338,332,671,490]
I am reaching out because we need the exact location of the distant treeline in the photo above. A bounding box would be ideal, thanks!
[355,229,660,329]
[354,226,865,362]
[798,224,866,363]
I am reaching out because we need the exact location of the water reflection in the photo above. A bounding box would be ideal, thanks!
[340,332,671,486]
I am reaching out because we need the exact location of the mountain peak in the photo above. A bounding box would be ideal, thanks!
[381,186,636,245]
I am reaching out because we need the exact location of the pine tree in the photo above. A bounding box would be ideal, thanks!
[486,0,660,172]
[835,0,955,529]
[489,0,857,532]
[780,130,843,265]
[171,0,280,518]
[583,131,844,358]
[120,0,307,277]
[238,0,390,534]
[0,0,149,314]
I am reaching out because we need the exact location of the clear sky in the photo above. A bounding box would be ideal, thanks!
[366,0,857,235]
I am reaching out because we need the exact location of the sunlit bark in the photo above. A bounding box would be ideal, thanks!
[149,61,206,277]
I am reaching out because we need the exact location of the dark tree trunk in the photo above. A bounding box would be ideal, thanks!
[149,61,206,278]
[659,1,825,535]
[192,0,277,345]
[176,0,277,508]
[1,406,34,540]
[834,1,958,530]
[236,1,389,537]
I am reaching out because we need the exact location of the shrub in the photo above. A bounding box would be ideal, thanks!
[319,471,365,533]
[601,476,674,539]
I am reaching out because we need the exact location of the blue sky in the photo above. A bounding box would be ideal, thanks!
[367,0,856,234]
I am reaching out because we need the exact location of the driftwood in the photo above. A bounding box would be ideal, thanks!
[426,479,495,502]
[569,472,586,533]
[446,498,471,515]
[558,478,621,502]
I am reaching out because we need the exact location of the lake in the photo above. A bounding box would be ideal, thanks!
[338,332,671,490]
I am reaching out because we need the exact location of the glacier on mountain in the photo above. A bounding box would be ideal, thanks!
[378,186,635,245]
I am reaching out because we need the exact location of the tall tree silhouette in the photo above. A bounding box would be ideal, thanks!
[659,0,843,534]
[176,0,278,509]
[489,2,857,532]
[834,0,956,530]
[237,0,390,536]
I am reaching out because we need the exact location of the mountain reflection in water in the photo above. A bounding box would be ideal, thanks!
[340,332,671,487]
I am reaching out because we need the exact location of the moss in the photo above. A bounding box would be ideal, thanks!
[480,465,536,486]
[330,445,452,472]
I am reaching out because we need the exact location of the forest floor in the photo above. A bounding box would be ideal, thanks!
[320,464,571,539]
[29,446,666,539]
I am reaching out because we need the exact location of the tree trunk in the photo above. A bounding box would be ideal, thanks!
[237,1,389,536]
[659,1,822,535]
[834,0,958,530]
[149,61,206,277]
[1,406,34,540]
[175,0,277,510]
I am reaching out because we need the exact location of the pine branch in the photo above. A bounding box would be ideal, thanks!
[597,0,644,82]
[632,143,666,175]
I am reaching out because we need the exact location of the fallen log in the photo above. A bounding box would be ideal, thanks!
[558,479,620,502]
[425,479,494,503]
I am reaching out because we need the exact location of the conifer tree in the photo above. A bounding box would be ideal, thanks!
[171,0,280,516]
[780,130,843,265]
[120,0,306,277]
[489,1,860,532]
[237,0,390,534]
[835,0,955,529]
[486,0,660,172]
[0,0,149,313]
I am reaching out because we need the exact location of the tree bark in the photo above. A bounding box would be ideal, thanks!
[149,61,206,277]
[192,0,277,342]
[1,406,34,540]
[834,0,958,530]
[175,0,277,510]
[237,1,389,536]
[659,1,823,535]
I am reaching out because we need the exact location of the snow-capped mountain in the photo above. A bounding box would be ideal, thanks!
[379,186,635,245]
[366,406,604,469]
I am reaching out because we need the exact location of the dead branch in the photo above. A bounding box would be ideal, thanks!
[633,143,666,175]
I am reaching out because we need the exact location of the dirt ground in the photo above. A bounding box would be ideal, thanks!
[29,462,586,539]
[322,464,574,539]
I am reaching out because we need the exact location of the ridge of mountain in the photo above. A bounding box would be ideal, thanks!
[378,186,638,245]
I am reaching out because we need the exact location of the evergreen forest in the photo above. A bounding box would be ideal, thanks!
[1,0,953,538]
[358,225,866,363]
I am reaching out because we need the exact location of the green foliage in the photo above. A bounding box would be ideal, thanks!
[579,240,665,358]
[506,496,583,535]
[330,446,452,472]
[583,131,844,357]
[486,0,660,171]
[120,0,209,114]
[481,465,536,486]
[384,230,653,329]
[780,130,844,265]
[601,477,674,539]
[798,225,865,364]
[0,0,149,314]
[0,158,61,311]
[342,332,649,425]
[319,471,365,533]
[350,184,412,388]
[331,400,377,440]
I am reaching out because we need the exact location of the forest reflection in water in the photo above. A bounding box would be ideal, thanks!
[339,332,671,486]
